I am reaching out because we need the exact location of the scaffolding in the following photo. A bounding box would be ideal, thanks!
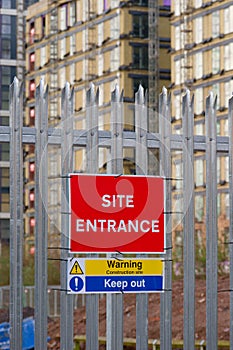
[148,0,159,116]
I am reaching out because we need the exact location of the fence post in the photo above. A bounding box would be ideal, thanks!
[106,85,124,350]
[228,96,233,350]
[159,87,172,350]
[135,85,149,350]
[205,92,218,350]
[34,79,48,349]
[60,82,74,349]
[9,77,23,349]
[85,83,99,350]
[182,90,195,350]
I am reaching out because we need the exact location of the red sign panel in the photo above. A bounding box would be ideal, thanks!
[69,174,165,253]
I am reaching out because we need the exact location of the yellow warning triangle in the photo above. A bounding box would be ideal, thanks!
[70,261,83,275]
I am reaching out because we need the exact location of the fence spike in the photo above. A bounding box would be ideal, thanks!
[86,82,95,105]
[111,84,120,102]
[120,88,124,102]
[135,84,144,105]
[95,87,100,105]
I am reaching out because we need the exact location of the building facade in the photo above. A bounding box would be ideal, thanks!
[0,0,36,243]
[170,0,230,265]
[24,0,171,251]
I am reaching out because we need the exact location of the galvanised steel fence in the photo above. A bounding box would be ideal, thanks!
[2,77,233,349]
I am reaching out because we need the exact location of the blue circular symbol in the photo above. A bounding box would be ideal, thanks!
[69,276,84,292]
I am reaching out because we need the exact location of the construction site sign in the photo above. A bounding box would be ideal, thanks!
[69,174,165,253]
[67,258,164,294]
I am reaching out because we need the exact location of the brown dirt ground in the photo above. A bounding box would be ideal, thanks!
[0,276,231,349]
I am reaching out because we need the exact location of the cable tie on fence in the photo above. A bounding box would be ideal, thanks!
[164,259,173,262]
[223,241,233,245]
[164,177,183,181]
[162,288,172,292]
[48,258,67,261]
[164,246,173,251]
[163,211,183,214]
[115,250,123,256]
[114,173,123,178]
[218,289,233,293]
[51,287,70,293]
[48,247,70,250]
[60,175,71,178]
[61,211,71,215]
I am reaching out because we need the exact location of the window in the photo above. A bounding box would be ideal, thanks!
[194,52,203,79]
[0,66,16,111]
[224,6,233,34]
[175,162,182,190]
[175,61,181,85]
[194,0,202,9]
[103,0,109,12]
[29,162,35,181]
[29,107,35,126]
[98,55,103,76]
[111,46,119,71]
[174,95,181,120]
[98,23,104,46]
[195,195,204,222]
[1,15,16,59]
[195,123,204,135]
[41,15,46,37]
[194,88,203,115]
[60,37,66,58]
[29,80,36,99]
[60,5,67,31]
[29,21,35,44]
[132,45,148,69]
[195,158,204,187]
[225,156,229,183]
[40,46,46,67]
[212,11,220,39]
[59,67,66,90]
[70,1,76,26]
[29,217,35,235]
[29,189,35,208]
[224,80,233,107]
[111,15,120,40]
[174,1,180,16]
[70,34,75,56]
[224,43,233,71]
[132,14,148,38]
[212,47,220,74]
[194,17,202,44]
[29,52,35,71]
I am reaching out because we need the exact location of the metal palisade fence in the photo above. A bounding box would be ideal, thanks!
[5,77,233,350]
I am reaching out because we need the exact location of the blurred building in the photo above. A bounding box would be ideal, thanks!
[170,0,230,258]
[0,0,38,244]
[24,0,171,251]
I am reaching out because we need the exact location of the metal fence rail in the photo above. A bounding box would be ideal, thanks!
[1,77,232,349]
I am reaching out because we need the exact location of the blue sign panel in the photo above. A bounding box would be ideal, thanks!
[85,276,163,293]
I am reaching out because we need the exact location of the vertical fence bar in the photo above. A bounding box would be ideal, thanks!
[135,85,148,350]
[34,79,48,349]
[159,87,172,350]
[205,92,218,350]
[228,96,233,350]
[9,77,23,349]
[60,82,74,349]
[85,83,99,350]
[182,90,195,350]
[106,85,124,350]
